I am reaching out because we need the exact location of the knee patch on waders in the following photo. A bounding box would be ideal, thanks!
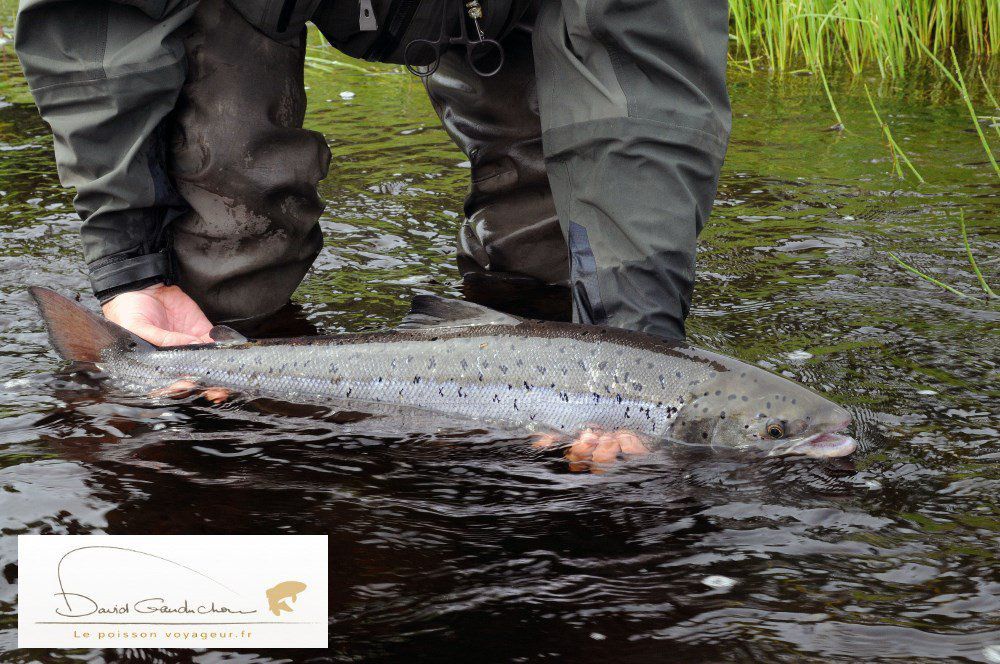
[168,0,330,323]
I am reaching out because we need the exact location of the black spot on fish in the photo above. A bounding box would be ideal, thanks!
[715,390,721,396]
[728,394,737,400]
[516,359,524,367]
[500,364,509,374]
[523,381,531,391]
[701,432,708,439]
[741,396,748,402]
[766,401,772,409]
[413,376,421,384]
[791,398,797,404]
[598,361,607,370]
[460,359,468,369]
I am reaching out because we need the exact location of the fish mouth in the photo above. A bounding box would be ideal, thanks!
[770,431,858,458]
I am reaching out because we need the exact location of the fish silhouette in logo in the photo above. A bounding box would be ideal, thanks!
[266,580,307,616]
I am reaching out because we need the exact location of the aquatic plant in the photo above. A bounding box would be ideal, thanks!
[729,0,998,76]
[863,83,924,182]
[889,212,996,301]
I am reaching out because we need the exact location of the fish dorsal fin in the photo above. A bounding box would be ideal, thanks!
[397,295,522,331]
[209,325,248,344]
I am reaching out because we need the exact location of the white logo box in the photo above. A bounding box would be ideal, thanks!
[18,535,328,648]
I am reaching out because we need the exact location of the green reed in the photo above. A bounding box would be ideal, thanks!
[889,212,996,301]
[729,0,997,76]
[863,84,924,182]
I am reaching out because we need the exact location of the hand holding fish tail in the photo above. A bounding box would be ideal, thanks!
[103,284,214,347]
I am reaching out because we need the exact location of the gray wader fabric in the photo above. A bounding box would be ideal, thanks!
[535,0,732,340]
[429,0,731,339]
[15,0,198,300]
[424,14,573,321]
[18,0,729,340]
[168,0,330,323]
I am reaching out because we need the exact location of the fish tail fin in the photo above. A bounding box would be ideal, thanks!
[29,287,153,362]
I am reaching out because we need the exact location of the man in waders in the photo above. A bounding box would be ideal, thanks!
[15,0,730,462]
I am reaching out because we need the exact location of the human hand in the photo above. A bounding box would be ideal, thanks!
[102,283,214,347]
[532,427,650,472]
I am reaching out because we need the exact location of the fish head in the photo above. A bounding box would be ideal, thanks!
[669,367,857,458]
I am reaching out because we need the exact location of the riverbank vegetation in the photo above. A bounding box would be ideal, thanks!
[729,0,998,76]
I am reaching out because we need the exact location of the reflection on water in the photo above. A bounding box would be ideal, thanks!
[0,43,997,662]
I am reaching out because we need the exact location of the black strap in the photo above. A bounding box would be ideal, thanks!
[90,251,172,301]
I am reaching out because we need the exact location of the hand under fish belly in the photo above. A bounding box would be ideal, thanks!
[30,288,859,468]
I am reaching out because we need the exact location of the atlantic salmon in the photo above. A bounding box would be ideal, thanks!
[30,287,857,458]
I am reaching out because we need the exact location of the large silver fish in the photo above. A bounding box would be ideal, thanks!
[31,287,857,458]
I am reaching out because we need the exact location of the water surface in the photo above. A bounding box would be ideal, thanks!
[0,38,998,662]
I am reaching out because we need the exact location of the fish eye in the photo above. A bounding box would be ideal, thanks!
[765,419,786,439]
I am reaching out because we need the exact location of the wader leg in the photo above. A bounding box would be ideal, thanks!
[424,17,571,320]
[533,0,731,339]
[168,0,330,324]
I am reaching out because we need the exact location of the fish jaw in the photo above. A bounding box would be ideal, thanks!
[770,431,858,458]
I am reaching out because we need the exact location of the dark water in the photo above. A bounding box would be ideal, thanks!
[0,33,998,662]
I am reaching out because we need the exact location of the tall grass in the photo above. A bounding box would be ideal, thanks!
[729,0,998,76]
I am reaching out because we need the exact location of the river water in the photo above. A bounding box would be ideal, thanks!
[0,33,997,663]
